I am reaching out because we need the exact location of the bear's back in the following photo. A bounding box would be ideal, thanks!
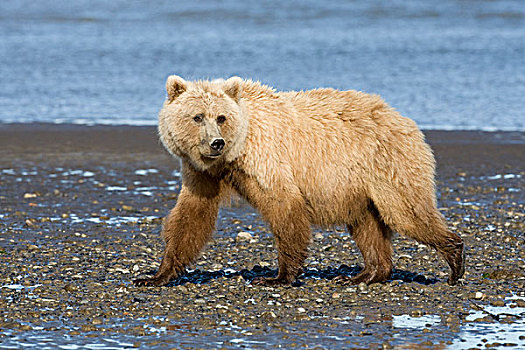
[277,88,389,125]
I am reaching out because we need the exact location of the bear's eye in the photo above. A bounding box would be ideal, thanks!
[193,114,203,123]
[217,115,226,125]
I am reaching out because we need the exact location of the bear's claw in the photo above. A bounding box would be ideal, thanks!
[333,269,390,286]
[133,276,171,287]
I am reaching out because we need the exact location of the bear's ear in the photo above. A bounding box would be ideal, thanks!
[223,76,243,103]
[166,75,187,102]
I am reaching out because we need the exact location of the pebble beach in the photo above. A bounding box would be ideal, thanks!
[0,124,523,349]
[2,0,524,348]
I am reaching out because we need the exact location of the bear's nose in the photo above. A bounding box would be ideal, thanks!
[210,138,225,151]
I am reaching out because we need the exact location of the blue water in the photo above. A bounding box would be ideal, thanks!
[1,0,524,130]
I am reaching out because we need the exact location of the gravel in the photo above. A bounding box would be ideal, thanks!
[0,125,523,349]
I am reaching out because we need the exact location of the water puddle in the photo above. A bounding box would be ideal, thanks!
[61,170,95,177]
[134,169,159,176]
[453,295,525,349]
[1,284,42,291]
[392,314,441,329]
[452,322,524,349]
[67,214,159,226]
[479,174,522,181]
[2,333,136,350]
[105,186,127,191]
[105,184,178,197]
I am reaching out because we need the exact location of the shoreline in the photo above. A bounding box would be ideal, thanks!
[1,123,523,179]
[2,122,524,143]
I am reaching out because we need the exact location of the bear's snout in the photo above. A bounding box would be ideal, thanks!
[210,138,225,152]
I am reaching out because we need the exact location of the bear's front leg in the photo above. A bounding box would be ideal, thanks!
[134,181,221,287]
[252,198,311,286]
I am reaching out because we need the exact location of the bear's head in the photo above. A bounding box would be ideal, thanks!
[158,75,248,172]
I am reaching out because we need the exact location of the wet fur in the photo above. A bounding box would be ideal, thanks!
[134,76,465,287]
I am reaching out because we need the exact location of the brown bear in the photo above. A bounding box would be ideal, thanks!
[133,76,465,287]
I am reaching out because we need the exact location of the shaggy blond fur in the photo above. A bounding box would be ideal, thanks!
[134,76,465,287]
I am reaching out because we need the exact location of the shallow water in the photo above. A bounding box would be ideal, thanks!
[1,0,524,130]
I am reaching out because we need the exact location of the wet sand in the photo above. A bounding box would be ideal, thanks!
[0,124,524,349]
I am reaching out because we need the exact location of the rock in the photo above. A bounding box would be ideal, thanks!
[490,299,505,307]
[236,231,253,241]
[358,283,367,292]
[514,299,525,308]
[64,284,77,293]
[472,292,484,300]
[260,311,277,319]
[410,310,423,317]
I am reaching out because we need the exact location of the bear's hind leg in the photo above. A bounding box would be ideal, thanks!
[403,212,465,285]
[374,193,465,285]
[338,207,393,285]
